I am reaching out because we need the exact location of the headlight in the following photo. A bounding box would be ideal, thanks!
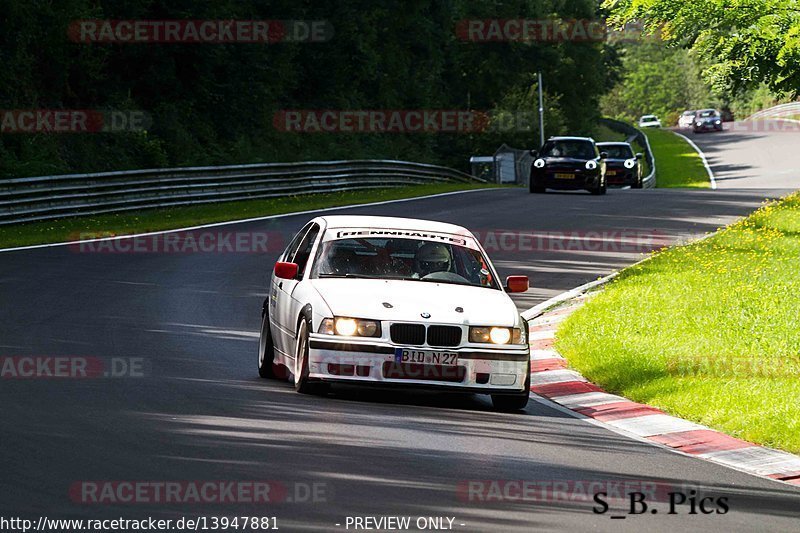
[469,326,524,345]
[533,158,545,169]
[715,119,721,124]
[319,317,381,337]
[585,160,597,170]
[624,159,636,169]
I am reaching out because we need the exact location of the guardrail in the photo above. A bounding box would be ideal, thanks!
[599,118,656,189]
[0,160,484,225]
[747,102,800,121]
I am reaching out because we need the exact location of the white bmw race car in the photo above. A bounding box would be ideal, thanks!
[258,215,532,411]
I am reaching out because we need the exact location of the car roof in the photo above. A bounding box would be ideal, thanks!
[547,136,594,142]
[596,141,632,147]
[697,108,717,112]
[317,215,470,235]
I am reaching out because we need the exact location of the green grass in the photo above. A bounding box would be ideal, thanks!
[556,192,800,453]
[0,183,495,249]
[643,128,711,188]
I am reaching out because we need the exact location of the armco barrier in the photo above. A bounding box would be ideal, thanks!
[0,160,484,225]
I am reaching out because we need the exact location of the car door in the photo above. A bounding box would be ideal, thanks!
[274,222,320,357]
[271,223,311,356]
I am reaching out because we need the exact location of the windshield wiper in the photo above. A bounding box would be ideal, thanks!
[417,277,474,287]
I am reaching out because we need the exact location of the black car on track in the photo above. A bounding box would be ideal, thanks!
[596,142,644,188]
[529,136,606,195]
[693,109,723,133]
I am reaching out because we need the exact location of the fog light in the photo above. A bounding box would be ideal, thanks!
[490,374,517,386]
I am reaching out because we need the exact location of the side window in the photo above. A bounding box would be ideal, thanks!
[290,223,320,280]
[282,224,312,262]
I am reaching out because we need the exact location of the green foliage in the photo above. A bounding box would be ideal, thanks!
[601,43,717,124]
[604,0,800,96]
[0,0,619,177]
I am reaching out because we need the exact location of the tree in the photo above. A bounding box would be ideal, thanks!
[604,0,800,95]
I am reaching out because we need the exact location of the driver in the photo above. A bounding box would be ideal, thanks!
[414,242,451,278]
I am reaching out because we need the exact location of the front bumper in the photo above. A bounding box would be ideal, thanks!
[307,335,530,394]
[532,170,601,190]
[694,122,722,132]
[605,168,637,185]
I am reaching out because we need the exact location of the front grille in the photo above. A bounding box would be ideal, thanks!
[390,323,425,345]
[382,362,465,382]
[426,325,462,347]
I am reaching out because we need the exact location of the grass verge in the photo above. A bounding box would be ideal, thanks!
[556,191,800,453]
[0,183,495,249]
[642,128,710,188]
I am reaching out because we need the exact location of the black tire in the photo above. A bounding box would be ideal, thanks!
[590,176,607,195]
[632,172,643,189]
[529,179,545,194]
[293,318,328,395]
[258,314,278,379]
[492,369,530,412]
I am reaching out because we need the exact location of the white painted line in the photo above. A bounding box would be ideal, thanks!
[0,187,499,254]
[700,447,800,476]
[555,391,628,409]
[530,349,563,361]
[530,369,587,386]
[670,130,717,190]
[605,414,706,437]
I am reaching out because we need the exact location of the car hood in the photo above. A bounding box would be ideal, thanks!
[309,278,520,326]
[605,158,632,165]
[542,157,592,165]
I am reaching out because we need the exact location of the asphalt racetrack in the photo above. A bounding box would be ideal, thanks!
[1,121,798,531]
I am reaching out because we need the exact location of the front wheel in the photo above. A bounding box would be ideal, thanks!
[632,173,643,189]
[529,179,545,194]
[590,177,607,195]
[293,318,328,395]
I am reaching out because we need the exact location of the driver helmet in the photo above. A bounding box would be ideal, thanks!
[415,243,451,277]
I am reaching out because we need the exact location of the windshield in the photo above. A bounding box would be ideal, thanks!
[540,140,596,159]
[698,110,718,117]
[312,237,499,289]
[599,145,633,159]
[682,111,695,116]
[641,115,657,121]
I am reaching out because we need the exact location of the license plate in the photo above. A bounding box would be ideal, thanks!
[394,348,458,365]
[554,173,574,179]
[606,170,617,175]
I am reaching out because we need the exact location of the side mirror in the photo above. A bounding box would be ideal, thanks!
[274,261,299,280]
[599,152,608,159]
[529,149,538,156]
[505,275,529,293]
[635,153,643,159]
